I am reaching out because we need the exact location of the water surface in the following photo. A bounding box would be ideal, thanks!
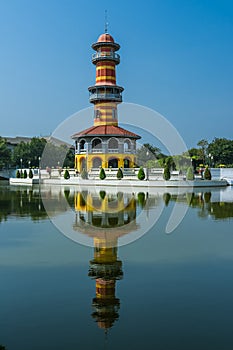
[0,183,233,350]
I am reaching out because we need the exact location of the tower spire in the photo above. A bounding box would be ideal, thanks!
[105,10,108,33]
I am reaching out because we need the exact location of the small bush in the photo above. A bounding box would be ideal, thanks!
[204,166,211,180]
[29,169,33,179]
[20,170,23,178]
[81,168,88,179]
[16,170,20,178]
[163,193,171,206]
[138,192,146,207]
[99,167,106,180]
[99,191,106,200]
[23,170,27,179]
[163,165,170,180]
[138,167,145,180]
[64,169,70,179]
[186,166,194,180]
[117,168,123,180]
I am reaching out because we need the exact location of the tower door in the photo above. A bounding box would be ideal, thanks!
[108,158,118,168]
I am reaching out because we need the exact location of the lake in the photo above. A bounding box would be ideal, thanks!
[0,182,233,350]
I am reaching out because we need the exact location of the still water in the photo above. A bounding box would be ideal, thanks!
[0,182,233,350]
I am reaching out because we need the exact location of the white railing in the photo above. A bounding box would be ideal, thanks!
[108,149,119,153]
[92,149,102,153]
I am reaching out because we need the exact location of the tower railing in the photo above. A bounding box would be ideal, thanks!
[92,52,120,63]
[89,93,122,102]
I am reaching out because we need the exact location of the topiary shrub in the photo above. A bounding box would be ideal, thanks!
[163,165,170,180]
[64,169,70,179]
[81,168,88,179]
[186,166,194,180]
[138,167,145,180]
[117,168,123,180]
[138,192,146,207]
[99,191,106,200]
[20,170,23,178]
[23,170,27,179]
[99,167,106,180]
[204,166,211,180]
[29,169,33,179]
[16,170,20,178]
[163,193,171,206]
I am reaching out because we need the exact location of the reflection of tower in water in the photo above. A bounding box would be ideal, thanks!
[74,190,138,331]
[89,237,123,330]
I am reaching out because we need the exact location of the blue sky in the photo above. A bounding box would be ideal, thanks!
[0,0,233,149]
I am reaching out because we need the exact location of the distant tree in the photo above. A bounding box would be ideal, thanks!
[138,167,145,180]
[197,139,208,165]
[136,143,163,166]
[204,166,211,180]
[207,138,233,166]
[163,165,170,180]
[117,168,123,180]
[64,169,70,179]
[165,156,176,171]
[186,166,195,180]
[0,137,11,169]
[99,167,106,180]
[23,170,27,179]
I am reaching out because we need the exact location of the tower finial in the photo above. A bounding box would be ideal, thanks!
[105,10,108,33]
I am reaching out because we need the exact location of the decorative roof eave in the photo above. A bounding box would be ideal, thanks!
[71,126,141,140]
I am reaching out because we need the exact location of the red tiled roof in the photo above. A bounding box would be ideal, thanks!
[72,125,141,139]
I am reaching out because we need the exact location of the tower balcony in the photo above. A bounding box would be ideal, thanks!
[89,92,122,103]
[88,85,124,103]
[92,51,120,64]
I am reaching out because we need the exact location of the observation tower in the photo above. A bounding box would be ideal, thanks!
[72,31,141,172]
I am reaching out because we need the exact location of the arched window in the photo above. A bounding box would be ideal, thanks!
[124,139,131,152]
[108,138,118,150]
[80,139,87,151]
[92,138,102,151]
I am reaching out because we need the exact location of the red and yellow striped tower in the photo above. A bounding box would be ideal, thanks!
[72,32,141,172]
[89,33,123,126]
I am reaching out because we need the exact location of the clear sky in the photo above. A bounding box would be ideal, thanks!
[0,0,233,149]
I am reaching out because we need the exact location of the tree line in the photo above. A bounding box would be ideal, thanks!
[136,137,233,170]
[0,136,74,170]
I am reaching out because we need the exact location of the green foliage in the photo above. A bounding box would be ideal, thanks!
[0,137,11,169]
[137,192,146,207]
[16,170,20,178]
[136,143,163,166]
[12,138,46,168]
[207,137,233,166]
[117,167,123,180]
[20,170,24,178]
[163,165,170,180]
[163,193,171,206]
[197,139,208,165]
[165,156,176,170]
[0,345,6,350]
[81,168,88,179]
[64,169,70,179]
[23,170,27,178]
[29,169,33,179]
[99,191,106,200]
[204,166,211,180]
[186,166,195,180]
[137,167,145,180]
[99,167,106,180]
